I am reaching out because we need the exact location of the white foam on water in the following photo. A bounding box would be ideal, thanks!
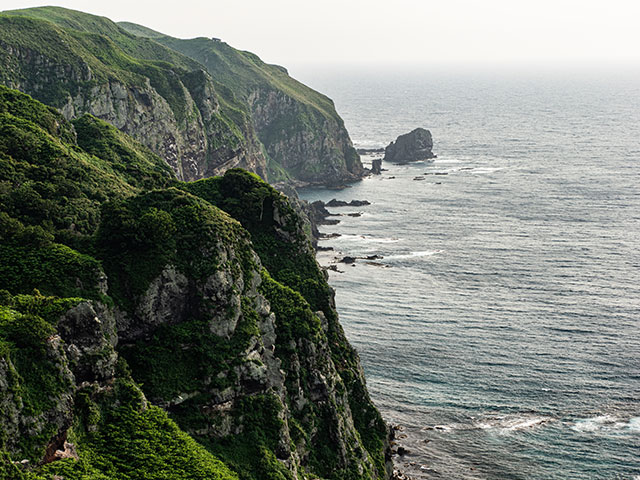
[470,167,505,174]
[386,250,444,260]
[571,415,616,432]
[475,414,550,435]
[569,415,640,433]
[338,234,401,244]
[500,417,549,433]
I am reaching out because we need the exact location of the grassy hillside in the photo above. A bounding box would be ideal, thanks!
[0,8,255,182]
[120,26,363,183]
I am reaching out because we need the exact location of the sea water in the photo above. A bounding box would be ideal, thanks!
[296,67,640,479]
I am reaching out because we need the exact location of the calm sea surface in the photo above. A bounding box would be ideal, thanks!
[296,67,640,479]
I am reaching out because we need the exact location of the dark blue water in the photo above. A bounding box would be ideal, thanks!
[296,68,640,479]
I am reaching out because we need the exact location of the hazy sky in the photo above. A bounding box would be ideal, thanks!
[3,0,640,69]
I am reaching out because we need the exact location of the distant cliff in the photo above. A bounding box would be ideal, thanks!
[0,86,388,479]
[120,23,364,185]
[0,7,363,186]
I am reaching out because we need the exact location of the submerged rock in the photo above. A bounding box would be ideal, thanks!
[339,256,357,264]
[384,128,436,164]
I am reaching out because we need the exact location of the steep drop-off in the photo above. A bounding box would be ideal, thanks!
[0,86,388,479]
[0,6,363,186]
[119,22,364,185]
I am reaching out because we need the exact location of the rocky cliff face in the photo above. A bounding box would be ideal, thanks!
[0,7,364,187]
[0,86,389,479]
[0,13,266,182]
[122,25,365,186]
[249,88,363,185]
[383,127,435,164]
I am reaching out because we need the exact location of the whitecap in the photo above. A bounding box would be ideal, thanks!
[475,414,550,434]
[500,417,549,433]
[571,415,618,433]
[338,234,401,244]
[386,250,444,260]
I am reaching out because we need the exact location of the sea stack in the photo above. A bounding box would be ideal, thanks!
[383,127,436,164]
[371,158,382,174]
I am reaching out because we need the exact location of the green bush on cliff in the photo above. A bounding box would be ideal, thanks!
[36,380,239,480]
[0,214,105,299]
[182,169,331,313]
[95,187,252,311]
[198,394,294,480]
[72,114,175,190]
[0,86,172,245]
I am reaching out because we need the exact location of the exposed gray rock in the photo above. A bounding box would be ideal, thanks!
[116,266,191,341]
[384,128,436,164]
[0,42,266,183]
[248,88,364,185]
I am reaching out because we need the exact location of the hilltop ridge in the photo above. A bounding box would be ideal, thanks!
[0,6,364,186]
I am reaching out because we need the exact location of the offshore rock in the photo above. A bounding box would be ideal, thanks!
[384,128,436,164]
[371,158,383,175]
[325,199,371,207]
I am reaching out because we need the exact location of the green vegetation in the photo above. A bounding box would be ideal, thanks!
[35,380,239,480]
[0,85,172,245]
[0,54,385,479]
[0,8,249,180]
[72,114,175,189]
[182,169,331,313]
[199,394,293,480]
[137,31,361,182]
[1,5,362,185]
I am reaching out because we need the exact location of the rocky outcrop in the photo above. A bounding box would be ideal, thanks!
[384,128,436,164]
[371,158,382,175]
[128,27,365,186]
[0,296,120,465]
[326,199,371,207]
[0,8,364,187]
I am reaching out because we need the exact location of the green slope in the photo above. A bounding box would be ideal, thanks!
[0,8,254,182]
[120,25,363,183]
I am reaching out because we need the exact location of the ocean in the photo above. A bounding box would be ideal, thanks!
[295,67,640,479]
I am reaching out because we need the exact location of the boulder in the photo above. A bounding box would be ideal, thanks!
[383,128,436,164]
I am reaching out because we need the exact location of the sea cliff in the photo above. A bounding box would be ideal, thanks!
[0,6,364,186]
[0,79,388,479]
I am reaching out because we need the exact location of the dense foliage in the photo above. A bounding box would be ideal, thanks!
[0,70,386,479]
